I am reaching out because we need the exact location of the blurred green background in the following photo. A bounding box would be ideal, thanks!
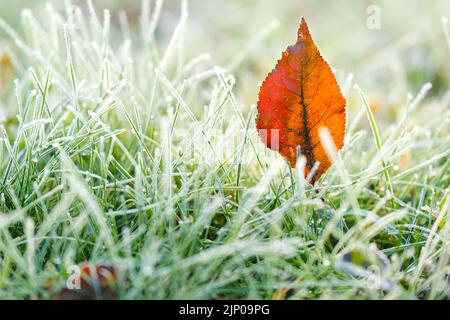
[1,0,450,118]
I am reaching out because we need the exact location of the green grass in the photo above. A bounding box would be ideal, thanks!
[0,0,449,299]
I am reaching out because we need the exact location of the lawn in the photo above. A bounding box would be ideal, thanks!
[0,0,449,299]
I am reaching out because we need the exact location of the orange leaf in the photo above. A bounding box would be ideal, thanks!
[256,18,346,182]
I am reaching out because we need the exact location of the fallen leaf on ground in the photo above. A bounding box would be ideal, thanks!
[256,18,346,182]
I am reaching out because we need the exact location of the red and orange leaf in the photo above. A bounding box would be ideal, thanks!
[256,18,346,182]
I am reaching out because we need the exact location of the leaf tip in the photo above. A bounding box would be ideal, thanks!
[298,17,310,39]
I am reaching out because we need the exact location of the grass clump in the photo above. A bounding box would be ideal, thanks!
[0,1,449,299]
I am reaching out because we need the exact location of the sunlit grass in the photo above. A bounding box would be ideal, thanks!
[0,0,449,299]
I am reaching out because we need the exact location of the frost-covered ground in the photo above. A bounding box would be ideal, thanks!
[0,0,449,299]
